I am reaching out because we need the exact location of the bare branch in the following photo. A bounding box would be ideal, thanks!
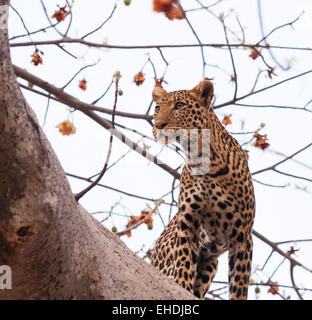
[14,65,180,180]
[10,38,312,52]
[252,230,312,274]
[74,73,120,201]
[252,142,312,176]
[81,4,117,39]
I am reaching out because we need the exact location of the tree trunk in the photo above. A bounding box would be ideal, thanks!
[0,0,194,300]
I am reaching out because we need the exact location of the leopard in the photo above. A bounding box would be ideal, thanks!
[150,79,255,300]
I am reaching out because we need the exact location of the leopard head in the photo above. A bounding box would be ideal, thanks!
[152,80,214,145]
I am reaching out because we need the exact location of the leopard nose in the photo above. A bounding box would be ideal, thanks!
[155,121,168,129]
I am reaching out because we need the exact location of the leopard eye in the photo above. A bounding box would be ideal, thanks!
[174,102,184,109]
[155,105,160,112]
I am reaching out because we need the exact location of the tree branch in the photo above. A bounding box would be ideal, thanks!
[14,65,180,180]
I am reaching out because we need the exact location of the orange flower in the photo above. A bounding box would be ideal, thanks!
[267,282,279,295]
[144,216,153,225]
[153,0,184,20]
[153,0,173,12]
[133,72,145,86]
[125,211,153,233]
[31,50,43,66]
[52,7,68,22]
[125,231,132,237]
[249,49,260,60]
[126,216,140,228]
[140,211,149,219]
[79,79,87,91]
[253,132,270,150]
[138,211,153,225]
[222,115,232,126]
[140,211,153,226]
[56,120,76,136]
[165,5,184,20]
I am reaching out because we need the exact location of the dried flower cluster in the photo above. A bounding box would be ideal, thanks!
[253,131,270,150]
[56,120,76,136]
[153,0,184,20]
[52,7,68,22]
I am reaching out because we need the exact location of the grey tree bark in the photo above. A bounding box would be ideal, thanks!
[0,0,194,300]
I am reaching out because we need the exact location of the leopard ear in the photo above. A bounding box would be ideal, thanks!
[152,86,167,103]
[189,79,214,107]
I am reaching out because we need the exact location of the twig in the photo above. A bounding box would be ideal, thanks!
[233,103,312,113]
[252,178,288,189]
[256,8,303,47]
[268,257,287,281]
[221,17,238,100]
[276,238,312,245]
[115,199,164,236]
[250,69,265,93]
[10,39,312,52]
[66,172,172,205]
[186,0,223,12]
[252,230,312,274]
[194,0,244,43]
[272,168,312,183]
[88,137,143,180]
[42,93,51,127]
[62,61,98,89]
[257,0,302,71]
[290,262,304,300]
[64,0,73,38]
[15,65,180,178]
[157,47,169,66]
[252,142,312,176]
[9,22,61,41]
[82,4,117,39]
[18,81,152,121]
[214,69,312,109]
[56,44,78,59]
[74,73,121,201]
[175,1,207,77]
[40,0,64,38]
[10,4,35,46]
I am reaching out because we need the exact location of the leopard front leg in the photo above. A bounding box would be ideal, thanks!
[228,232,253,300]
[171,235,199,293]
[151,215,199,294]
[193,253,219,298]
[173,189,206,294]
